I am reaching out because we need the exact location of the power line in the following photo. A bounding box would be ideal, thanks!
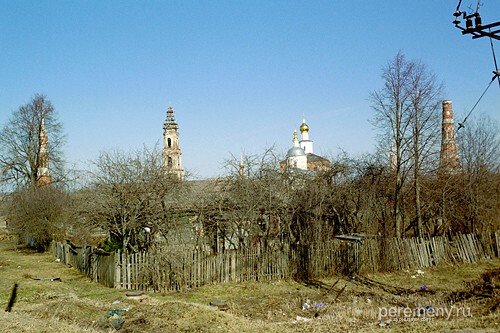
[457,76,496,131]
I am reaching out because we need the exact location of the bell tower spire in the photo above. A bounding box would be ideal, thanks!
[162,105,184,179]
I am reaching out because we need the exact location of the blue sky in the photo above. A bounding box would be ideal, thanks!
[1,1,499,179]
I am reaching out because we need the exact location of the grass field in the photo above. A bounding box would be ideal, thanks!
[0,228,498,332]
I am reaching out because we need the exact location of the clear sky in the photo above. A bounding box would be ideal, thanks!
[1,1,499,179]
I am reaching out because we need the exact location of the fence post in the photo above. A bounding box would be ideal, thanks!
[115,250,121,289]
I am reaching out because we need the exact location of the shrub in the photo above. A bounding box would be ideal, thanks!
[6,186,69,251]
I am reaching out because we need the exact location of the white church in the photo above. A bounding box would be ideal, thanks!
[280,117,330,172]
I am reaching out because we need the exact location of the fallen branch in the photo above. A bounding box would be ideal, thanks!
[322,279,340,297]
[33,277,61,282]
[334,285,346,301]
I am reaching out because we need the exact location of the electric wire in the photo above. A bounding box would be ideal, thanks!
[489,30,500,88]
[457,77,496,131]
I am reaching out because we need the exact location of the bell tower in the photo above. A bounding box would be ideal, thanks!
[299,116,313,154]
[162,105,184,179]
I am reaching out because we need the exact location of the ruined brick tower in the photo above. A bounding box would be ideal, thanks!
[162,105,184,180]
[439,100,460,172]
[36,118,52,186]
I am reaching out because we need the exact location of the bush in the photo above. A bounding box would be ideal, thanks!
[5,186,69,251]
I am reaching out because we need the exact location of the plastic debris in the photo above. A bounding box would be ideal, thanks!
[302,300,327,310]
[100,309,126,330]
[102,309,125,318]
[294,315,312,323]
[411,269,424,279]
[109,319,124,330]
[313,302,327,308]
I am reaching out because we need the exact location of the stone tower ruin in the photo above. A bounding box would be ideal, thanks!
[439,100,460,173]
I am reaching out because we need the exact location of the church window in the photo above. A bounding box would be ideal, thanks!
[167,138,172,148]
[168,157,173,168]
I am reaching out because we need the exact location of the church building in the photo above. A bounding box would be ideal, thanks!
[280,117,330,172]
[162,105,184,179]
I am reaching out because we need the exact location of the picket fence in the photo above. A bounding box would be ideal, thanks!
[50,231,500,292]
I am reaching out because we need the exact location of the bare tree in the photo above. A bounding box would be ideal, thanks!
[371,52,413,237]
[327,153,393,236]
[0,94,65,189]
[454,115,500,232]
[370,52,442,237]
[407,61,442,237]
[196,148,292,252]
[73,146,184,251]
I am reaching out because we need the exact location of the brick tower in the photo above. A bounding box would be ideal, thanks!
[439,100,460,173]
[36,118,52,186]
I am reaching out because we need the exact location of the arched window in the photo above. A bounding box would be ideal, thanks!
[167,138,172,148]
[168,157,173,168]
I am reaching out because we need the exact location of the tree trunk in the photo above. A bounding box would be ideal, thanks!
[414,117,423,239]
[415,176,423,238]
[394,176,402,238]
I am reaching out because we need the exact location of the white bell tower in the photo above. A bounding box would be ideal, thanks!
[299,116,313,154]
[162,105,184,180]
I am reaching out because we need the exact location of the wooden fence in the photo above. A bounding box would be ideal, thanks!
[113,246,292,292]
[51,241,118,288]
[51,231,500,292]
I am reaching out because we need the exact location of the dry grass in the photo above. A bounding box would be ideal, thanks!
[1,228,499,332]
